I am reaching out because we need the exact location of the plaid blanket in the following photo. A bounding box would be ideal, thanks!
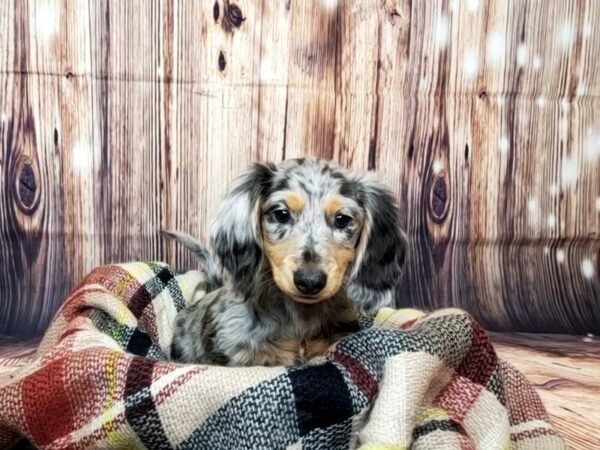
[0,262,565,450]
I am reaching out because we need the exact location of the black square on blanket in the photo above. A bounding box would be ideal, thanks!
[288,362,354,436]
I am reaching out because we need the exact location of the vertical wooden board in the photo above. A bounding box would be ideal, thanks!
[0,1,14,72]
[160,80,212,270]
[0,73,66,336]
[152,1,206,269]
[195,0,262,228]
[58,74,103,283]
[1,0,62,75]
[283,0,339,159]
[333,0,380,170]
[250,0,290,164]
[370,0,411,209]
[100,79,163,263]
[87,0,160,81]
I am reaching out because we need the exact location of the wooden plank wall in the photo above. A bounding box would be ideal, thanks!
[0,0,598,337]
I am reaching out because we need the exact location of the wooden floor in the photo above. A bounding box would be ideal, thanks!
[490,332,600,449]
[1,333,599,449]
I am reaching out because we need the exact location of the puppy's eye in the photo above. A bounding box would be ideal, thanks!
[333,213,352,229]
[273,209,291,224]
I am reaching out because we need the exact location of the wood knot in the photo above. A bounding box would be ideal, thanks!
[213,1,220,21]
[65,71,75,80]
[15,161,39,213]
[408,142,415,159]
[430,172,449,222]
[222,1,245,32]
[477,89,487,100]
[383,0,401,24]
[218,51,227,71]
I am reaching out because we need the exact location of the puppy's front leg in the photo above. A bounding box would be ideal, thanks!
[231,340,301,367]
[194,289,301,366]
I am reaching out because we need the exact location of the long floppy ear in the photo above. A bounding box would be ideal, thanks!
[209,163,276,292]
[347,175,408,314]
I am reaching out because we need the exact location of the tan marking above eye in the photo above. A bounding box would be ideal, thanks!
[284,191,305,213]
[323,195,344,217]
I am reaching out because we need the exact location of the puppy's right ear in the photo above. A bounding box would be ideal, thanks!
[209,163,276,291]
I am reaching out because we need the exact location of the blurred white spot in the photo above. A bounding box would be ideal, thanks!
[543,246,550,255]
[556,249,565,263]
[560,23,574,48]
[464,49,479,79]
[419,77,428,90]
[533,56,542,70]
[449,0,459,12]
[499,136,509,152]
[527,197,538,213]
[596,197,600,212]
[527,198,540,225]
[36,3,58,40]
[516,44,529,67]
[587,333,595,338]
[576,84,586,96]
[536,96,546,108]
[584,129,600,161]
[432,160,444,174]
[0,112,7,123]
[487,33,505,65]
[549,184,559,196]
[497,96,505,107]
[157,66,163,78]
[467,0,479,12]
[560,98,570,112]
[583,336,594,343]
[72,141,92,172]
[547,214,556,229]
[581,258,595,279]
[321,0,338,10]
[260,60,275,82]
[583,22,592,37]
[560,117,569,135]
[436,16,449,48]
[561,156,578,187]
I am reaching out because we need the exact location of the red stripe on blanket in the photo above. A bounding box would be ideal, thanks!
[22,358,75,448]
[434,374,482,422]
[500,361,550,425]
[332,351,378,401]
[456,320,497,385]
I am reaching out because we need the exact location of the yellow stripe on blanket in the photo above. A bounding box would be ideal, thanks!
[374,308,426,329]
[101,350,120,441]
[359,444,407,450]
[416,407,452,423]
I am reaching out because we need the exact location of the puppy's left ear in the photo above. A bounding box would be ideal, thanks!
[347,176,408,313]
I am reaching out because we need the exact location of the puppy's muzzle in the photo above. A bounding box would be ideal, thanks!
[293,267,327,296]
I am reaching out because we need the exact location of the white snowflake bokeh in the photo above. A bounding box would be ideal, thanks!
[561,156,578,187]
[516,44,529,67]
[72,141,92,172]
[581,259,595,279]
[463,50,479,79]
[36,3,58,40]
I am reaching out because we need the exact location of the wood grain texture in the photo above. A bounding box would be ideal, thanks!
[492,332,600,450]
[0,0,599,337]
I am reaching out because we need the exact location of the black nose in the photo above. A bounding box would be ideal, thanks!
[293,268,327,296]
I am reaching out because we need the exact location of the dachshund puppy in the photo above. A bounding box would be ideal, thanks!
[164,158,407,366]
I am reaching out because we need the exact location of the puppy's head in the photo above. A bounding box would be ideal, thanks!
[210,158,407,312]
